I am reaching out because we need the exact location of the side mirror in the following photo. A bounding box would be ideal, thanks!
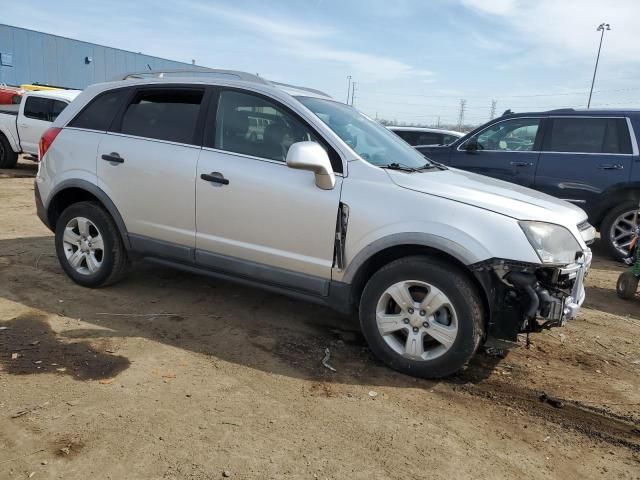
[464,139,479,152]
[286,141,336,190]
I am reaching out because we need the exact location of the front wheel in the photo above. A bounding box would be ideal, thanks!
[359,256,485,379]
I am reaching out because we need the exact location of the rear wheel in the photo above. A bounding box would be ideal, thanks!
[616,271,638,300]
[55,201,128,287]
[359,256,485,379]
[601,201,640,260]
[0,134,18,169]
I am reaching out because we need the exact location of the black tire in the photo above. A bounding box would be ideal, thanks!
[616,271,638,300]
[359,256,485,379]
[0,133,18,169]
[55,201,128,287]
[601,201,640,260]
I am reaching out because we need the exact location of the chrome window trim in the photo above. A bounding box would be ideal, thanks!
[201,146,345,177]
[626,117,639,156]
[457,115,638,156]
[104,131,203,150]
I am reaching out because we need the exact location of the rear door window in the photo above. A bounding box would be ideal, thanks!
[70,89,130,131]
[120,88,204,145]
[542,117,632,154]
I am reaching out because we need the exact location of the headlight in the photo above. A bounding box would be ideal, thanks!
[519,221,581,264]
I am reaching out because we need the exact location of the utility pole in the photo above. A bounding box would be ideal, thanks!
[457,99,466,130]
[490,99,497,120]
[588,23,611,108]
[346,75,352,104]
[437,116,441,128]
[350,82,357,106]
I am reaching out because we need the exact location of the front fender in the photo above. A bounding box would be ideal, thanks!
[340,227,490,284]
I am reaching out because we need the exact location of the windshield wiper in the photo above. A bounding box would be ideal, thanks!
[418,161,448,171]
[381,162,420,172]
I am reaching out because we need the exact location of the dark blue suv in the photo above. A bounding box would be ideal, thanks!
[418,109,640,259]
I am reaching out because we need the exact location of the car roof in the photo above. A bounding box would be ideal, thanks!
[388,126,464,136]
[25,89,81,102]
[109,69,333,100]
[503,108,640,117]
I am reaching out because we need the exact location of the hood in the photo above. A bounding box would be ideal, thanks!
[387,168,587,226]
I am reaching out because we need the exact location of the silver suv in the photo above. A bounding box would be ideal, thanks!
[34,70,594,378]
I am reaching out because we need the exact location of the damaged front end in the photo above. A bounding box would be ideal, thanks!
[472,251,591,341]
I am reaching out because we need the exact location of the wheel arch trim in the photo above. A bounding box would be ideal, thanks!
[47,179,131,250]
[341,232,482,285]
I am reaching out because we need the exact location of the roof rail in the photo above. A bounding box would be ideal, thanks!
[268,81,330,98]
[546,108,576,113]
[112,68,268,84]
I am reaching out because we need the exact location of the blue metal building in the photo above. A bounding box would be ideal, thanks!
[0,24,200,89]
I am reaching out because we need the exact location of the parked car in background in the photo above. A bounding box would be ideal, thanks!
[0,89,80,168]
[418,109,640,260]
[389,126,463,147]
[0,84,23,105]
[34,69,592,379]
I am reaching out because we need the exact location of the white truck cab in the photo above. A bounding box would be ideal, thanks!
[0,89,80,168]
[34,70,593,378]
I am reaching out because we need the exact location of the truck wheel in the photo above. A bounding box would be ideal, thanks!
[55,201,129,288]
[616,271,638,300]
[0,134,18,169]
[601,201,640,260]
[359,256,485,379]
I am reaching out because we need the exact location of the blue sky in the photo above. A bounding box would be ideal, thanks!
[6,0,640,126]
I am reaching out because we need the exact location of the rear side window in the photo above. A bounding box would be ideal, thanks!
[50,100,67,122]
[120,89,203,144]
[543,117,632,154]
[70,89,129,131]
[24,97,52,121]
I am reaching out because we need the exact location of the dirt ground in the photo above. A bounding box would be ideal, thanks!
[1,159,639,480]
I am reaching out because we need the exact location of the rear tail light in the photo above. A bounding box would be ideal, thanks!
[39,127,62,160]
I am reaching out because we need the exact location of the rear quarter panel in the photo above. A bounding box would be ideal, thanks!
[36,128,102,207]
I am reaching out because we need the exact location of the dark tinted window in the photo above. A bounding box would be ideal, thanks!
[214,90,323,163]
[543,117,632,154]
[24,97,51,121]
[120,89,203,144]
[70,89,129,131]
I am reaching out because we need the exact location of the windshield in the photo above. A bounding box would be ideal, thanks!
[297,96,432,168]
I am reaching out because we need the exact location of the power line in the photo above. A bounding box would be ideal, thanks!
[356,85,640,100]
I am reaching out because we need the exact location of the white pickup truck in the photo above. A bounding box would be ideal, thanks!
[0,89,80,168]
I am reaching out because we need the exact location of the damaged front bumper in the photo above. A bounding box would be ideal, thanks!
[472,250,592,341]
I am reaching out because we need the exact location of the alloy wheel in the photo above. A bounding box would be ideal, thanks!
[62,217,105,275]
[375,280,458,361]
[610,209,639,257]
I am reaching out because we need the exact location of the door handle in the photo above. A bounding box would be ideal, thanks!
[18,123,28,128]
[510,161,534,167]
[101,153,124,164]
[598,163,623,170]
[200,172,229,185]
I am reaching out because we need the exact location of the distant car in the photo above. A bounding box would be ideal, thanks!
[0,85,23,105]
[0,89,80,168]
[417,108,640,259]
[388,126,463,147]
